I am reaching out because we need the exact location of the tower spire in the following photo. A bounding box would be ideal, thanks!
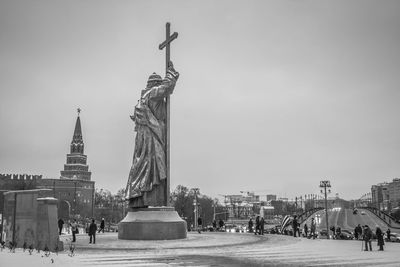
[71,109,83,153]
[61,109,91,181]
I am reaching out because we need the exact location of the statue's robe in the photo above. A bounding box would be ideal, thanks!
[126,68,178,208]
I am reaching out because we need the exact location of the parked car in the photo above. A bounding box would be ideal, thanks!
[225,224,246,233]
[360,211,366,215]
[318,229,328,239]
[338,229,354,240]
[387,233,400,242]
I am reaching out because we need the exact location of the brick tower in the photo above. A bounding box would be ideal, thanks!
[60,109,92,181]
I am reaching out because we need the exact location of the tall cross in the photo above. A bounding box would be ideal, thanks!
[159,22,178,207]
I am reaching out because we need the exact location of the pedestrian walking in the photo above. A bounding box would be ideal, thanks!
[310,218,316,239]
[70,219,78,242]
[260,217,265,235]
[58,218,64,235]
[292,215,298,237]
[98,218,105,233]
[212,219,217,231]
[386,228,391,242]
[248,218,254,233]
[303,223,308,238]
[376,226,384,251]
[89,219,97,244]
[197,216,202,234]
[363,225,372,251]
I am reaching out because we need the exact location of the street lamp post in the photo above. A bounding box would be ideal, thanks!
[193,188,199,231]
[213,203,216,221]
[320,180,331,239]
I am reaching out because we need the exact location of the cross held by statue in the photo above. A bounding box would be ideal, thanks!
[158,22,178,207]
[159,22,178,73]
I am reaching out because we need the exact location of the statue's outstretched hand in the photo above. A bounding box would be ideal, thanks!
[168,61,179,78]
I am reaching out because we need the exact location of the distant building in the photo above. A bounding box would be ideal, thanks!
[1,111,95,219]
[371,183,389,210]
[371,178,400,211]
[266,194,277,201]
[223,192,260,220]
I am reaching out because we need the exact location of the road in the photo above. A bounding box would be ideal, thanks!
[302,208,398,233]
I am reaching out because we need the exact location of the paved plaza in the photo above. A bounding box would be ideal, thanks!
[1,232,400,266]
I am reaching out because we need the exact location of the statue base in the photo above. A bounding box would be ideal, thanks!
[118,206,187,240]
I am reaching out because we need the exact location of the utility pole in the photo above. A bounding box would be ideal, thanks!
[320,180,331,239]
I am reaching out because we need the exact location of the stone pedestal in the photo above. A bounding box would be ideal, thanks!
[118,207,187,240]
[2,190,62,252]
[36,197,62,251]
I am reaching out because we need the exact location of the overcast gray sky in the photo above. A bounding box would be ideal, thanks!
[1,0,399,201]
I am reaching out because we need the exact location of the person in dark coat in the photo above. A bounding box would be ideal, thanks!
[386,228,391,241]
[354,226,359,240]
[58,218,64,235]
[89,219,97,244]
[70,219,78,242]
[363,225,372,251]
[356,224,363,240]
[212,219,217,231]
[197,216,202,234]
[255,216,260,235]
[292,216,298,237]
[376,226,384,251]
[248,218,254,233]
[336,226,341,239]
[260,217,265,235]
[303,223,308,238]
[330,225,336,239]
[310,218,316,239]
[98,218,105,233]
[218,219,224,231]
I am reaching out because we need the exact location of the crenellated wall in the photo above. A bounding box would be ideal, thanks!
[0,174,43,215]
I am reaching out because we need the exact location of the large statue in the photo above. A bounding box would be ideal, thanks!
[125,62,179,208]
[119,23,186,240]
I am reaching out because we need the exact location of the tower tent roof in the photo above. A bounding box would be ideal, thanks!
[72,115,83,144]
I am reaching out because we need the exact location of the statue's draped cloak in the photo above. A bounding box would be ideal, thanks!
[125,70,178,208]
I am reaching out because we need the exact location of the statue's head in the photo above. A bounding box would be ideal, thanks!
[147,72,162,88]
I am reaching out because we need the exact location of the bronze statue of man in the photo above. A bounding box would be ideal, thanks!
[125,61,179,208]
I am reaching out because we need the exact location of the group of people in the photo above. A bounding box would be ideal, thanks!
[212,218,226,231]
[299,217,389,251]
[248,216,265,235]
[360,225,386,251]
[329,225,342,239]
[57,217,106,244]
[299,217,317,239]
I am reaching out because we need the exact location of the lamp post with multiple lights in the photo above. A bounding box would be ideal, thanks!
[320,180,331,239]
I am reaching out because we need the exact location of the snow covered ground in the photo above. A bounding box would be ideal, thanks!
[1,232,399,266]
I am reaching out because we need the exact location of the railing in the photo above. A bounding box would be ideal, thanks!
[360,207,400,229]
[298,207,324,224]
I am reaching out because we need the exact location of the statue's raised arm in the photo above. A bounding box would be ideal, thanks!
[147,61,179,100]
